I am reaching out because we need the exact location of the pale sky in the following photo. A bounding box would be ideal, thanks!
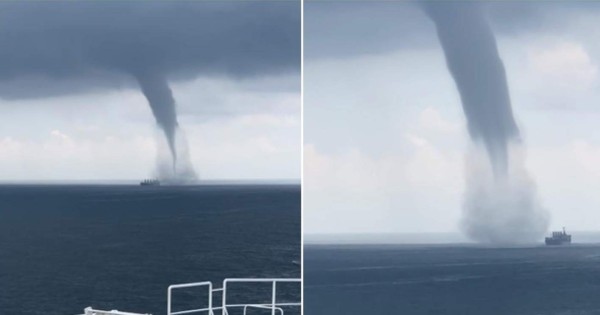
[304,1,600,235]
[0,75,300,181]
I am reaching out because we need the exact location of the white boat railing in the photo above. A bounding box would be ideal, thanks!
[168,278,301,315]
[167,281,214,315]
[82,278,300,315]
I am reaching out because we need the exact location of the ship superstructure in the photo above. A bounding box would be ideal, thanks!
[140,179,160,186]
[545,227,572,245]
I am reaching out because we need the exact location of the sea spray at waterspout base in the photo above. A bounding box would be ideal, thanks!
[155,127,198,183]
[462,144,549,244]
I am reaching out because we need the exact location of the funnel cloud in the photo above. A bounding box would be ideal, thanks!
[134,71,179,165]
[423,2,519,176]
[424,1,549,243]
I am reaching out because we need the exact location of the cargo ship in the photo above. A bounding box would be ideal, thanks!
[545,227,571,245]
[139,179,160,186]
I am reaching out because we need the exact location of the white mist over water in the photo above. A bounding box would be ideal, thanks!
[154,128,197,183]
[461,144,549,244]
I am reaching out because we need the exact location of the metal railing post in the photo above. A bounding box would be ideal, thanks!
[208,286,213,315]
[222,280,228,315]
[167,287,172,315]
[271,281,277,315]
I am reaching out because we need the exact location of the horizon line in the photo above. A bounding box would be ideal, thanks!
[0,178,300,185]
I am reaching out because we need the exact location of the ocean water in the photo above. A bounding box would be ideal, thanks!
[0,184,300,315]
[305,244,600,315]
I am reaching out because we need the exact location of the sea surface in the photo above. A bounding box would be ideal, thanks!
[305,243,600,315]
[0,184,301,315]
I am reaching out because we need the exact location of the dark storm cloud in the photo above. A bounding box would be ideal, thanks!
[0,1,300,99]
[305,0,600,59]
[304,1,434,59]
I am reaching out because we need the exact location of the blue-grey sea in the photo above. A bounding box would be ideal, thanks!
[0,184,300,315]
[305,243,600,315]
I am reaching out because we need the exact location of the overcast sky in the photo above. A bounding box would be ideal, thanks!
[304,1,600,236]
[0,1,300,181]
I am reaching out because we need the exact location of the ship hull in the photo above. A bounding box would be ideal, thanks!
[545,238,571,246]
[140,179,160,186]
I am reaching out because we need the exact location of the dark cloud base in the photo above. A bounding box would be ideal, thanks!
[0,1,300,99]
